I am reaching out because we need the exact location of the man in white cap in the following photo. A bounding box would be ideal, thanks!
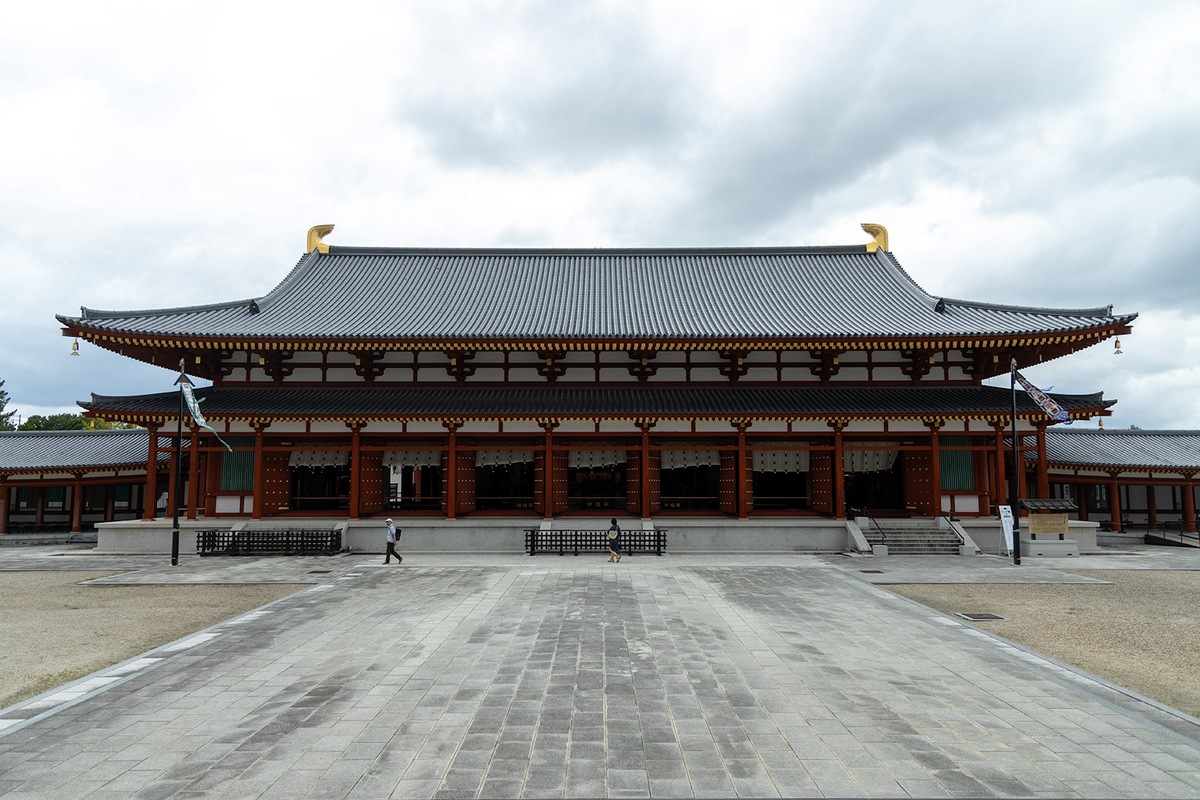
[384,518,402,564]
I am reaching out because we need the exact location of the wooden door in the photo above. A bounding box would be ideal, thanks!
[358,452,385,515]
[719,452,737,514]
[648,451,661,513]
[626,451,641,515]
[903,451,935,515]
[810,450,833,514]
[261,452,291,515]
[455,449,476,515]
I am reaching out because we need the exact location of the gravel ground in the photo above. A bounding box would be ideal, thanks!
[0,571,305,708]
[887,570,1200,718]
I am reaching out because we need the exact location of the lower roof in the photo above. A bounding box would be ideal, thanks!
[81,385,1112,423]
[1042,429,1200,472]
[0,429,167,475]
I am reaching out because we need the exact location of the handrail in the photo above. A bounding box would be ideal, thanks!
[868,517,887,543]
[938,510,966,545]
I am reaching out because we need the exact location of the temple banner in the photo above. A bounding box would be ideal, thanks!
[1014,370,1072,424]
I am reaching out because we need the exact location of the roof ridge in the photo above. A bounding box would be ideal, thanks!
[62,297,257,323]
[323,244,872,256]
[941,296,1132,319]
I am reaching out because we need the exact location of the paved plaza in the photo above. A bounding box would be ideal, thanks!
[2,548,1200,798]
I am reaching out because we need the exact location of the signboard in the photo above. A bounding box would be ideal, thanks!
[998,505,1015,554]
[1029,513,1069,537]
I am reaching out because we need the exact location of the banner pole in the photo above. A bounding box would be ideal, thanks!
[1010,360,1021,566]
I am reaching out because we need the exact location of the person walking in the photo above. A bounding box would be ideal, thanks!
[384,518,402,564]
[606,517,621,562]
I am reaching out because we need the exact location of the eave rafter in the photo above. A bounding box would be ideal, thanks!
[61,321,1134,374]
[80,405,1115,428]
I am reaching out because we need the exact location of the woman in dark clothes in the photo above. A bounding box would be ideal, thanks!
[607,518,621,562]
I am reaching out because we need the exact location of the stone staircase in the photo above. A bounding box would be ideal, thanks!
[862,518,962,555]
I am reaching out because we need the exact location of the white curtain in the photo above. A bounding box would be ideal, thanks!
[383,450,443,469]
[843,442,899,473]
[659,449,721,470]
[751,449,810,473]
[288,450,350,468]
[476,450,534,467]
[567,449,627,469]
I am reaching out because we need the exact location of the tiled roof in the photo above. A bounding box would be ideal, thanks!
[81,385,1112,420]
[1041,429,1200,471]
[0,429,167,473]
[58,245,1134,342]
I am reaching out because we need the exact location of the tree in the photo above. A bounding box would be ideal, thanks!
[0,379,14,431]
[19,413,86,431]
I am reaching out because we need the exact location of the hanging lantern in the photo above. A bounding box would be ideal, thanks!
[70,338,80,356]
[1114,337,1123,355]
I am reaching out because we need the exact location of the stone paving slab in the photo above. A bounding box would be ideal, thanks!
[0,548,1199,797]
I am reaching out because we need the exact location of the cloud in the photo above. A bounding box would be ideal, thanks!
[0,0,1198,430]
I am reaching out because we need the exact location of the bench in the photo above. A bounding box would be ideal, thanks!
[197,529,342,556]
[524,528,667,556]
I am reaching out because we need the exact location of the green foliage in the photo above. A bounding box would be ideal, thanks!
[87,418,138,430]
[19,413,86,431]
[0,380,14,431]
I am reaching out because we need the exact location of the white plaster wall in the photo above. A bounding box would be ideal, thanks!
[502,421,544,433]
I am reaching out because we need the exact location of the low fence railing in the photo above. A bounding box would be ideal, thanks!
[197,529,342,556]
[524,528,667,556]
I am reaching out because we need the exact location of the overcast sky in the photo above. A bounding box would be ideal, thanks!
[2,1,1197,428]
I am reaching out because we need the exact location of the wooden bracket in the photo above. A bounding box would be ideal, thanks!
[901,348,935,381]
[536,350,568,382]
[808,349,844,383]
[444,349,477,382]
[718,349,750,382]
[353,350,388,383]
[259,350,295,384]
[627,349,658,382]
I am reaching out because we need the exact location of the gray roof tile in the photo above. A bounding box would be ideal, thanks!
[0,429,168,473]
[58,245,1134,342]
[81,385,1112,420]
[1042,429,1200,471]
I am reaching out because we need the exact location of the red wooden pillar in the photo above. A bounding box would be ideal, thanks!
[1077,483,1088,521]
[35,488,44,525]
[205,442,220,516]
[187,427,199,520]
[166,432,179,518]
[1015,432,1027,512]
[71,475,84,533]
[832,423,846,519]
[737,425,749,520]
[1147,481,1157,530]
[992,424,1007,513]
[1108,472,1122,532]
[928,423,943,514]
[252,425,265,520]
[145,423,160,520]
[0,483,9,534]
[446,424,458,520]
[348,424,362,520]
[1035,424,1049,499]
[640,425,651,520]
[543,425,554,520]
[1183,475,1196,534]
